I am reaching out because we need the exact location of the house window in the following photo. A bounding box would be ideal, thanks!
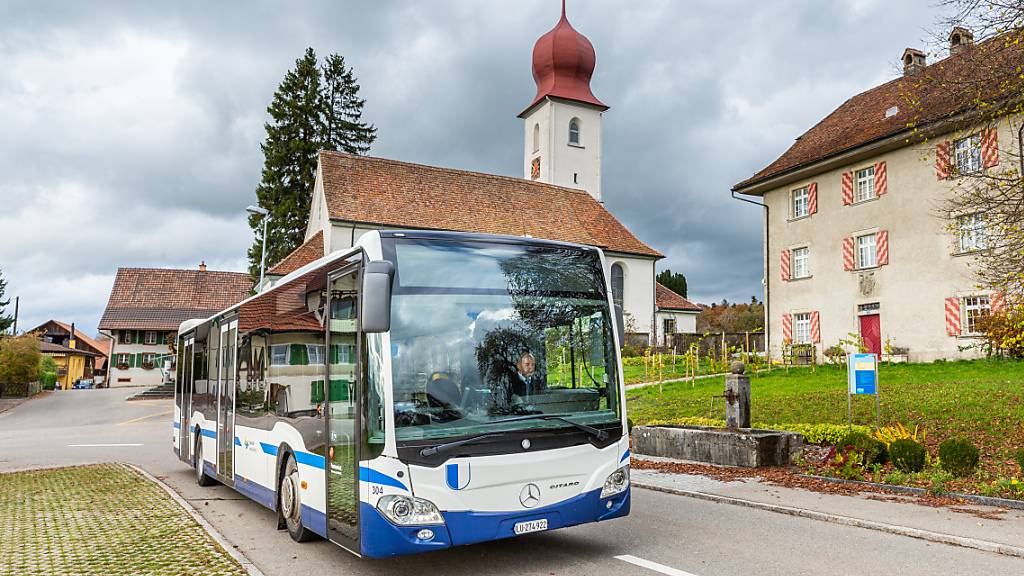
[792,247,810,279]
[793,313,812,344]
[963,295,991,335]
[144,331,157,345]
[119,330,132,345]
[854,166,876,203]
[611,263,624,308]
[954,134,982,175]
[270,345,288,366]
[568,118,580,145]
[142,353,156,367]
[957,213,987,253]
[306,344,325,365]
[791,187,809,218]
[116,353,131,367]
[857,233,877,269]
[663,318,676,335]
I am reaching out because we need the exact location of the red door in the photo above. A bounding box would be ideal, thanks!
[859,314,881,358]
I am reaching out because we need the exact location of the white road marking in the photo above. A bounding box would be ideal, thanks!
[615,555,699,576]
[67,443,144,447]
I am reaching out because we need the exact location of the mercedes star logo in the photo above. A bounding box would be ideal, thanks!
[519,483,541,508]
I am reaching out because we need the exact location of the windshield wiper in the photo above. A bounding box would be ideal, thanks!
[417,414,610,458]
[482,413,609,441]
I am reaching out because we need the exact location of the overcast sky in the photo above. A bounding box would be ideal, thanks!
[0,0,946,336]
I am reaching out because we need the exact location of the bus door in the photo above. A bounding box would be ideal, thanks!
[178,335,194,463]
[218,319,238,481]
[325,265,362,552]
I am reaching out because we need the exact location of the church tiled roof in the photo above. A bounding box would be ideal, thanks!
[319,152,662,258]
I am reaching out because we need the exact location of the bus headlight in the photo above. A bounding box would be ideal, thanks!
[600,465,629,498]
[377,495,445,526]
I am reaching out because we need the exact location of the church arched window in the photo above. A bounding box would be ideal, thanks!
[533,123,540,153]
[568,118,580,145]
[611,263,624,308]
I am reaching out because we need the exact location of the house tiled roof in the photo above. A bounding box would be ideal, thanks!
[40,341,100,357]
[99,267,252,331]
[267,230,324,277]
[319,152,662,258]
[734,33,1024,191]
[53,321,106,356]
[655,282,701,312]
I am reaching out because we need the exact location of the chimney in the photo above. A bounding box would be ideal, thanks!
[902,48,926,76]
[69,322,77,349]
[949,26,975,56]
[199,261,207,272]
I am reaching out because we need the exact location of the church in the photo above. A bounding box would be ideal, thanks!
[264,3,697,345]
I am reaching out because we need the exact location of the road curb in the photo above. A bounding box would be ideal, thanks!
[633,481,1024,559]
[125,463,266,576]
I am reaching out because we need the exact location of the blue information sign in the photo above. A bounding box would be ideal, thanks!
[847,353,878,395]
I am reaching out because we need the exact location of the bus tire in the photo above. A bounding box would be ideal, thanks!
[280,454,317,542]
[194,432,216,487]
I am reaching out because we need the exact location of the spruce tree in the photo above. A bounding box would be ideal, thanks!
[656,269,688,298]
[0,267,12,334]
[248,49,376,279]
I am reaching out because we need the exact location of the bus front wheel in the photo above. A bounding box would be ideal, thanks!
[280,455,316,542]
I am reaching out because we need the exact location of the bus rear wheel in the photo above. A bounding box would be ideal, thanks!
[280,455,316,542]
[194,432,215,487]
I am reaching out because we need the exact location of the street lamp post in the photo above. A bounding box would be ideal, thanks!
[246,205,270,291]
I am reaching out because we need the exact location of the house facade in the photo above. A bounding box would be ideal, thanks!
[98,264,252,387]
[733,28,1017,362]
[266,5,666,343]
[31,320,106,389]
[654,282,701,347]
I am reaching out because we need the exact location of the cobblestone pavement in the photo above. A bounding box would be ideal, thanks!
[0,463,247,576]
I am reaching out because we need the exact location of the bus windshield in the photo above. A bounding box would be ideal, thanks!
[386,238,621,442]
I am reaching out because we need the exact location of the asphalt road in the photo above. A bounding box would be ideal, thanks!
[1,389,1022,576]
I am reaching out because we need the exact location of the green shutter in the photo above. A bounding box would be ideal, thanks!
[289,344,308,365]
[128,354,135,368]
[134,331,142,344]
[329,379,349,401]
[310,380,325,403]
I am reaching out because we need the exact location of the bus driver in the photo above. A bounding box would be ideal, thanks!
[511,350,546,397]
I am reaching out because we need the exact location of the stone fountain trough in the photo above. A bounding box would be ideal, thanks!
[630,363,803,468]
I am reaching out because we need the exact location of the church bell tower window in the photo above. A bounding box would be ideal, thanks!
[568,118,581,146]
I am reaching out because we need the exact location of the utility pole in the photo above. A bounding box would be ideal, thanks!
[11,296,18,335]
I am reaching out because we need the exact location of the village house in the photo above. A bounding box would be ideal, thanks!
[732,28,1018,362]
[30,320,107,389]
[263,4,693,345]
[98,264,251,387]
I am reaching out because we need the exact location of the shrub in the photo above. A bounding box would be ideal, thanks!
[874,423,926,447]
[1015,448,1024,474]
[0,335,43,397]
[823,345,845,366]
[938,437,980,477]
[890,438,927,473]
[840,431,888,465]
[642,417,870,446]
[831,447,866,480]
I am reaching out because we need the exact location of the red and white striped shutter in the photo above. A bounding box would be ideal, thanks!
[808,182,818,215]
[991,292,1005,313]
[841,172,854,205]
[782,314,793,343]
[944,297,962,336]
[982,128,999,168]
[780,249,791,282]
[810,311,821,343]
[842,237,855,271]
[874,161,887,196]
[935,141,952,179]
[876,230,889,266]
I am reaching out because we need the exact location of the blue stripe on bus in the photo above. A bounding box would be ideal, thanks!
[172,421,181,429]
[200,428,216,439]
[259,442,278,456]
[234,474,277,511]
[234,436,242,447]
[301,504,328,538]
[620,450,631,463]
[294,451,325,469]
[360,467,408,491]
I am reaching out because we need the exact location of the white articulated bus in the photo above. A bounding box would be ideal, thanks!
[173,230,631,558]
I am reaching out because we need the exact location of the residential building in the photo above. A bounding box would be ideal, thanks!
[98,264,252,387]
[30,320,106,389]
[265,5,668,343]
[654,282,701,347]
[732,28,1016,361]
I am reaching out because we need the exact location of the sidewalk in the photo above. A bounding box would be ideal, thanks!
[632,455,1024,558]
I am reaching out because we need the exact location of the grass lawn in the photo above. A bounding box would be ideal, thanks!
[627,359,1024,476]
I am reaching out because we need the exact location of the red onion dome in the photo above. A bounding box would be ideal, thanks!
[520,1,607,116]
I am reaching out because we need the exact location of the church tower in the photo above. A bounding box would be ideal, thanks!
[520,0,607,201]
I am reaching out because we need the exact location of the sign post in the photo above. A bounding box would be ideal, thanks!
[847,353,879,429]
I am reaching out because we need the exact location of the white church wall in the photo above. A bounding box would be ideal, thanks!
[522,99,604,201]
[605,253,655,340]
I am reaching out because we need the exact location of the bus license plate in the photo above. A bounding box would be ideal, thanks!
[513,519,548,535]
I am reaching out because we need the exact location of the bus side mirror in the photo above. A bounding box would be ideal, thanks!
[361,260,395,333]
[614,303,625,345]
